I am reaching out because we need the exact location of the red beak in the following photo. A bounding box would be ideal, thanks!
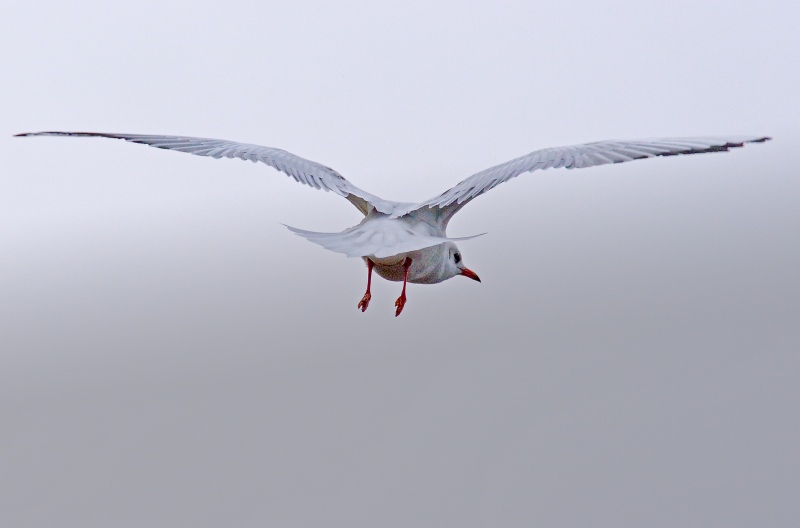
[459,268,481,282]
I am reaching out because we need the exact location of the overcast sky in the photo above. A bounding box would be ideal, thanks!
[1,1,798,526]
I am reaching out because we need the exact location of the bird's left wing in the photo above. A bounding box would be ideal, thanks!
[393,136,771,220]
[15,131,397,215]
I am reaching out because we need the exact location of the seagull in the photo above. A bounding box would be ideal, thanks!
[16,131,770,315]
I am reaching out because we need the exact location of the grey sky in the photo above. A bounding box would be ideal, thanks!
[1,1,798,526]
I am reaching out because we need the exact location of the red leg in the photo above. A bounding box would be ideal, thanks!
[394,257,412,317]
[357,259,374,312]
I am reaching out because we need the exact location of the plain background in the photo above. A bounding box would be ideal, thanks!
[1,1,798,526]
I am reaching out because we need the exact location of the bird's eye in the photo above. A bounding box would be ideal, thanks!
[454,253,461,264]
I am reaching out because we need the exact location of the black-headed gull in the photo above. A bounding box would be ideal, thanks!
[16,132,770,315]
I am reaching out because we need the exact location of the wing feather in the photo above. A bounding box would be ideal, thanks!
[15,131,397,215]
[395,136,770,219]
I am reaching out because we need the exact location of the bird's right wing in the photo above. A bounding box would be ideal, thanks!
[15,131,398,216]
[394,135,771,221]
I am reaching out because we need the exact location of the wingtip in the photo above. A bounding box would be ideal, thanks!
[739,136,771,144]
[13,131,96,138]
[14,131,64,138]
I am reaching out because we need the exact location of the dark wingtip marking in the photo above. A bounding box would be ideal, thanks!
[15,131,81,137]
[13,131,123,139]
[655,137,771,158]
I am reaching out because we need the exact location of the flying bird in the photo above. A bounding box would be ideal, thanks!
[16,131,770,315]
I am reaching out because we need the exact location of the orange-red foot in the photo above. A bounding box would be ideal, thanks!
[394,293,407,317]
[357,292,371,312]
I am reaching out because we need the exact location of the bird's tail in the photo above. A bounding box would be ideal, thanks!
[283,224,484,259]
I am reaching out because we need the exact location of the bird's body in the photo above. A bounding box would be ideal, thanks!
[368,240,457,285]
[16,131,771,315]
[289,208,470,284]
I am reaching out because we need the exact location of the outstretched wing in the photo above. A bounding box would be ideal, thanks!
[395,136,771,220]
[15,131,396,215]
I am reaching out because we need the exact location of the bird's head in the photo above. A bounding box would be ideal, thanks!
[447,244,480,283]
